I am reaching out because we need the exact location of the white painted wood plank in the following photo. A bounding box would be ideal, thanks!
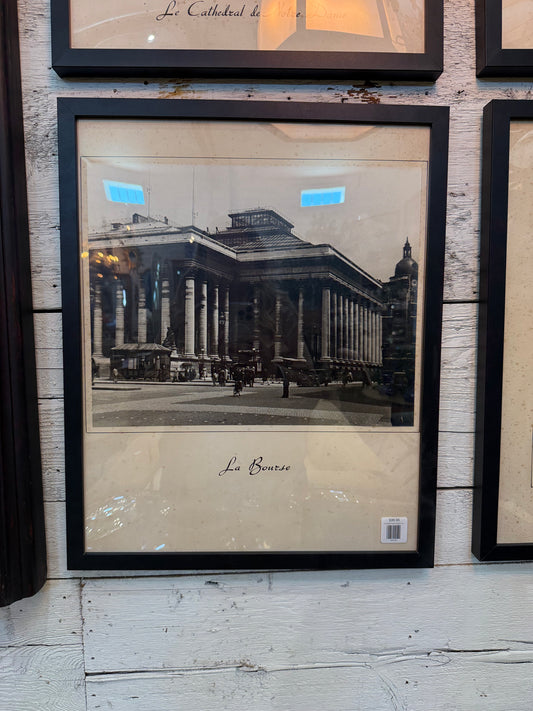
[82,564,533,674]
[37,369,63,399]
[39,399,65,501]
[437,431,474,488]
[0,579,81,646]
[0,646,85,711]
[441,303,477,349]
[34,312,62,360]
[439,375,476,433]
[85,655,533,711]
[435,488,475,566]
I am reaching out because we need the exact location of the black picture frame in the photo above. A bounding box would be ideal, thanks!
[0,0,46,605]
[51,0,443,80]
[476,0,533,77]
[473,100,533,561]
[58,98,448,570]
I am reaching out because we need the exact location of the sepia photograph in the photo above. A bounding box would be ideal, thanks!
[84,154,426,430]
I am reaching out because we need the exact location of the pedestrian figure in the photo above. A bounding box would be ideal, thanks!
[112,367,118,383]
[218,369,226,387]
[279,367,290,399]
[233,378,243,396]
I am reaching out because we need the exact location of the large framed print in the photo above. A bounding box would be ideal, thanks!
[51,0,443,80]
[476,0,533,76]
[58,98,448,570]
[473,100,533,561]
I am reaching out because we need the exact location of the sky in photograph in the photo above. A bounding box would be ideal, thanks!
[84,157,427,282]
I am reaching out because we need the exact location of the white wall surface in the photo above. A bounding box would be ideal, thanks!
[2,0,533,709]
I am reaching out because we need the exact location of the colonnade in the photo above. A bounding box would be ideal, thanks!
[92,275,382,367]
[91,274,231,362]
[182,277,230,360]
[321,286,382,365]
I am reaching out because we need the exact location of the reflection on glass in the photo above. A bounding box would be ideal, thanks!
[258,0,392,51]
[70,0,424,53]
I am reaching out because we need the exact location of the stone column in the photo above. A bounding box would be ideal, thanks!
[223,285,230,361]
[199,280,208,356]
[331,291,337,359]
[355,301,360,360]
[138,286,147,344]
[378,314,383,365]
[364,305,369,362]
[274,291,282,361]
[297,286,305,360]
[231,303,239,354]
[348,298,354,361]
[368,304,374,363]
[160,278,170,344]
[372,311,378,363]
[210,284,219,359]
[184,276,195,357]
[372,308,378,363]
[253,286,261,353]
[358,303,364,361]
[343,296,349,360]
[92,281,103,357]
[338,294,344,360]
[321,286,331,360]
[115,282,124,347]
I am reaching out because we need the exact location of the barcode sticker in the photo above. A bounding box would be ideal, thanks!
[381,517,408,543]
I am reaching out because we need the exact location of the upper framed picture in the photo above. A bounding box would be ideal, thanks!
[473,100,533,561]
[476,0,533,76]
[51,0,443,79]
[58,98,448,570]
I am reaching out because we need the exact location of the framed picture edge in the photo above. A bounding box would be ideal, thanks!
[473,99,533,561]
[476,0,533,77]
[58,97,448,571]
[51,0,443,80]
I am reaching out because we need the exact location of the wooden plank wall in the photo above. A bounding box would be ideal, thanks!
[2,0,533,708]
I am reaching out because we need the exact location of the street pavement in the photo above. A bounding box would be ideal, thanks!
[91,379,394,427]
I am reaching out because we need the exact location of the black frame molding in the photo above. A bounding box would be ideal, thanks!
[476,0,533,77]
[51,0,443,80]
[0,0,46,605]
[58,98,448,571]
[473,100,533,561]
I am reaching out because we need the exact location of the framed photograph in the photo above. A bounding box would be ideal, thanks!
[51,0,443,80]
[473,100,533,561]
[58,98,448,570]
[476,0,533,76]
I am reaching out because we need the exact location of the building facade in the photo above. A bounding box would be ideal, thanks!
[88,209,416,383]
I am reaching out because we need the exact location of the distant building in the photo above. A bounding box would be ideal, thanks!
[381,238,418,394]
[88,209,415,385]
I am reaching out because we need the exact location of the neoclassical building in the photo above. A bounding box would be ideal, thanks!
[88,209,415,380]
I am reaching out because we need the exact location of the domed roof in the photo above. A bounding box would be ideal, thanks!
[395,238,418,278]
